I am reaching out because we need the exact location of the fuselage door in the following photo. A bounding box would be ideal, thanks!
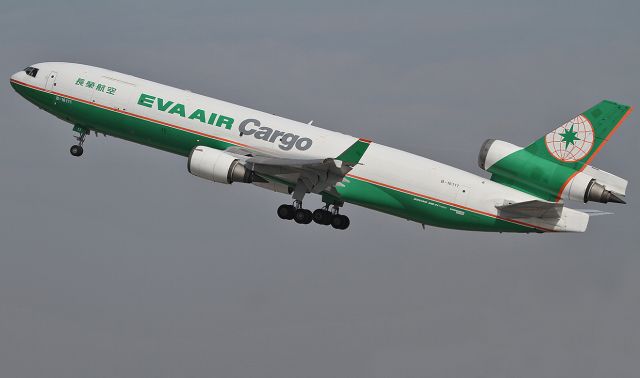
[45,71,58,91]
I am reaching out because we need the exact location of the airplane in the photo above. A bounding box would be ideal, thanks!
[10,62,633,233]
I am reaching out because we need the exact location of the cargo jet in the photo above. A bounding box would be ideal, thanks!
[10,63,632,232]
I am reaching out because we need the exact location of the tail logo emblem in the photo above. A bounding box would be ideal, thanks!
[545,115,594,162]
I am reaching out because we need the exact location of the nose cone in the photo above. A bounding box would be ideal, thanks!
[10,71,22,91]
[10,69,24,81]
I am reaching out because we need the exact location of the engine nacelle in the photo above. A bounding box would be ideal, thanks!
[188,146,252,184]
[478,139,521,171]
[563,171,626,203]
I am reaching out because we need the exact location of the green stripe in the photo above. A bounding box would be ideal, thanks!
[336,177,537,232]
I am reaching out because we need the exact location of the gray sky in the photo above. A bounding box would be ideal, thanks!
[1,1,639,377]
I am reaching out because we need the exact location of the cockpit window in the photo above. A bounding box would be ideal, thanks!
[24,67,39,78]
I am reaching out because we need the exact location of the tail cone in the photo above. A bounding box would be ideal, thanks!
[608,192,627,204]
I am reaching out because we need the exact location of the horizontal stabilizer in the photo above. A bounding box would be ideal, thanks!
[496,200,563,219]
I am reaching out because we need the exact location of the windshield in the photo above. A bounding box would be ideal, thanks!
[24,67,39,78]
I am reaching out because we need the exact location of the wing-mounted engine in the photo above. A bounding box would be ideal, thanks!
[188,146,253,184]
[478,139,627,204]
[188,138,372,200]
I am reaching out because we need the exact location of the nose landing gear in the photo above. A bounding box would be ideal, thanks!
[70,126,89,157]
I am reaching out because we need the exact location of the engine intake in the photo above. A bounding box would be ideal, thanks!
[188,146,252,184]
[478,139,521,171]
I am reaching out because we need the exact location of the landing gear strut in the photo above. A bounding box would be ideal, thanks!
[70,127,89,157]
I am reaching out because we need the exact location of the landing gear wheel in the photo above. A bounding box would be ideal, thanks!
[331,214,350,230]
[277,204,295,220]
[313,209,333,225]
[70,145,84,157]
[294,208,313,224]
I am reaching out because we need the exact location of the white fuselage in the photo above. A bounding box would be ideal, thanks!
[10,63,589,232]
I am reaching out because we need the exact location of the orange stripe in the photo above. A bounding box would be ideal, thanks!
[555,106,634,201]
[12,79,551,232]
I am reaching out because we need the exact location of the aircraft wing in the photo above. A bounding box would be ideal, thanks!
[225,139,372,196]
[496,200,563,219]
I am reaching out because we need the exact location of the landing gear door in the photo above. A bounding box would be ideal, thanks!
[45,71,58,91]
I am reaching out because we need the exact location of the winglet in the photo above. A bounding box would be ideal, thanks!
[336,138,372,164]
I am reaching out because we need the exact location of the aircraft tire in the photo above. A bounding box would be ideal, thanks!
[294,208,313,224]
[313,209,333,225]
[331,214,350,230]
[70,145,83,157]
[277,204,295,220]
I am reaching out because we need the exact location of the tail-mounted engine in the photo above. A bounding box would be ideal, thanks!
[563,167,627,204]
[188,146,253,184]
[478,139,627,204]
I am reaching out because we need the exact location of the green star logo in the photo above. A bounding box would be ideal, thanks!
[559,124,580,148]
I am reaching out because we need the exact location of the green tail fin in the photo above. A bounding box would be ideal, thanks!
[336,138,372,164]
[525,100,632,170]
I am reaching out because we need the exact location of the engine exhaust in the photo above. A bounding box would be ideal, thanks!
[584,179,626,204]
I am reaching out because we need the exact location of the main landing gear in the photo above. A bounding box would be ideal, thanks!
[70,127,89,157]
[277,201,350,230]
[278,179,350,229]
